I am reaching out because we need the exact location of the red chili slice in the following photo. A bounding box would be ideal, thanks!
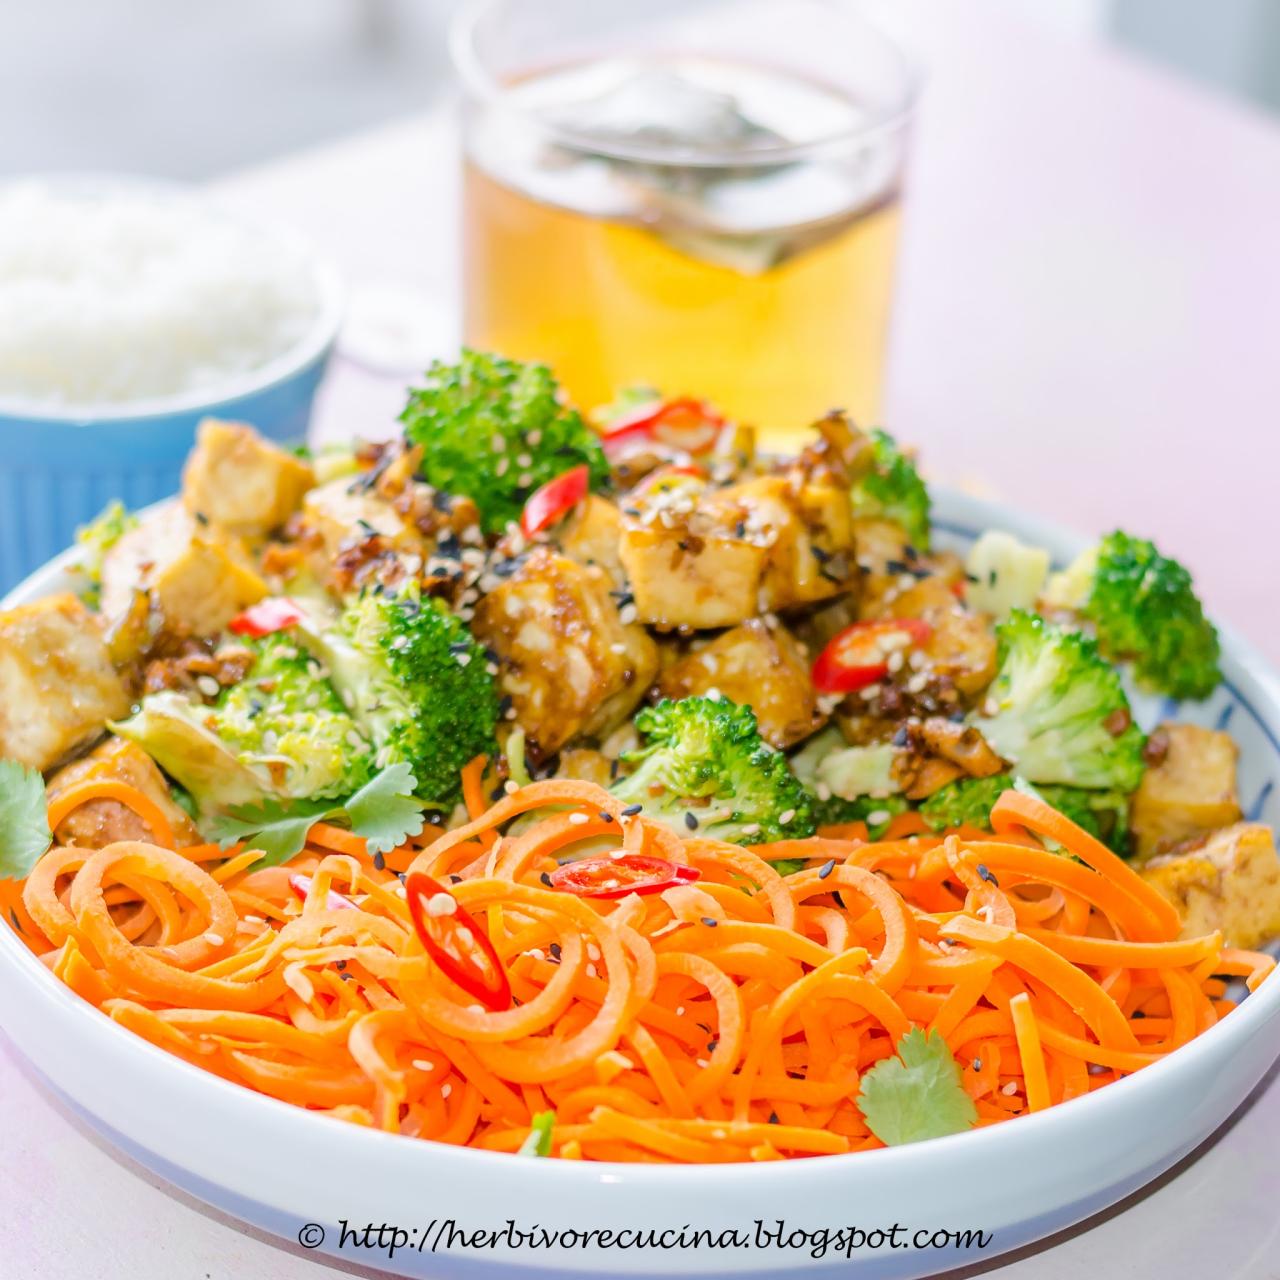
[520,464,590,537]
[811,618,933,694]
[288,873,356,912]
[549,854,701,900]
[405,871,512,1012]
[601,398,725,457]
[228,597,306,638]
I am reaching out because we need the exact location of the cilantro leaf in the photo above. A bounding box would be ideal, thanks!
[0,760,53,881]
[517,1110,555,1157]
[856,1028,978,1146]
[343,762,426,855]
[207,796,332,868]
[206,763,426,868]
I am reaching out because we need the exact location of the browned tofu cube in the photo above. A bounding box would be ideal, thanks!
[182,419,315,537]
[557,494,626,588]
[471,549,658,756]
[1131,723,1241,857]
[656,619,823,748]
[1140,824,1280,949]
[0,594,130,770]
[47,738,200,848]
[101,505,267,637]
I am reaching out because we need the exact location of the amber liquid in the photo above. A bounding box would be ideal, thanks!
[461,58,905,440]
[463,164,900,439]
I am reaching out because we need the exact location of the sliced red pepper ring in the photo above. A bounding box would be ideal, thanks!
[520,464,590,537]
[811,618,933,694]
[228,597,306,638]
[288,873,356,912]
[548,854,701,900]
[601,397,725,457]
[405,871,512,1012]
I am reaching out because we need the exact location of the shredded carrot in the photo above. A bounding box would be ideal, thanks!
[12,781,1272,1162]
[47,780,177,850]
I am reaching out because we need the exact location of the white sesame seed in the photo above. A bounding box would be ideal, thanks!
[495,457,509,477]
[568,812,589,826]
[619,604,638,625]
[517,472,534,488]
[491,434,507,452]
[1001,1080,1018,1096]
[412,1058,435,1072]
[528,948,545,961]
[195,675,220,698]
[740,823,760,837]
[779,809,796,826]
[859,684,882,701]
[454,652,472,667]
[516,452,533,468]
[503,779,519,794]
[426,893,457,918]
[586,963,598,978]
[705,686,722,702]
[609,642,627,655]
[587,943,601,961]
[204,932,224,946]
[441,1083,453,1098]
[527,429,542,446]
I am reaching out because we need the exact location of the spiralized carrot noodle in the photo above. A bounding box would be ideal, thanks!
[14,778,1275,1163]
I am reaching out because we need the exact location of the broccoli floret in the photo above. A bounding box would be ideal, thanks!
[813,793,909,836]
[301,583,500,807]
[1033,784,1131,854]
[850,429,931,549]
[920,774,1015,832]
[612,696,815,844]
[969,609,1146,791]
[1044,531,1220,701]
[113,633,372,816]
[401,350,610,534]
[920,773,1130,851]
[790,728,903,801]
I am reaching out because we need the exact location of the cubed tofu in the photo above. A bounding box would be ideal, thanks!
[656,619,823,748]
[865,576,998,696]
[1131,723,1241,857]
[101,505,267,637]
[703,475,857,613]
[47,738,200,848]
[558,495,626,588]
[299,475,429,564]
[0,594,129,770]
[1140,824,1280,949]
[181,418,315,537]
[618,472,854,629]
[471,549,658,756]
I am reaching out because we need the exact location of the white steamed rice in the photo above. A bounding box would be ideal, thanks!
[0,180,322,408]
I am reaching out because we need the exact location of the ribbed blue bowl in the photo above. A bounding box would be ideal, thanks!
[0,179,343,592]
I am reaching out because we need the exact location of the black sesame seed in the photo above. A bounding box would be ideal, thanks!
[700,916,718,928]
[372,851,386,872]
[904,544,919,562]
[976,863,998,886]
[8,907,23,935]
[818,859,836,880]
[490,783,506,802]
[831,890,845,910]
[599,811,614,823]
[811,545,831,562]
[707,1039,719,1053]
[684,811,699,830]
[621,803,643,817]
[539,872,554,887]
[193,510,209,526]
[972,1057,982,1071]
[768,1111,780,1125]
[885,558,909,574]
[448,873,462,884]
[609,758,621,780]
[339,971,354,982]
[397,871,408,883]
[336,959,347,971]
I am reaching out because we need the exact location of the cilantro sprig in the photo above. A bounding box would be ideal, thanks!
[208,762,427,867]
[856,1028,978,1146]
[0,760,53,881]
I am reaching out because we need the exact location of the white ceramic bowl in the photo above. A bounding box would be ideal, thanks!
[2,490,1277,1279]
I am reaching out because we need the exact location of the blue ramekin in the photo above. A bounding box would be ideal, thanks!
[0,180,344,592]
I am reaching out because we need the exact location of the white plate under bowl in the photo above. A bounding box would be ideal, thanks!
[1,490,1278,1279]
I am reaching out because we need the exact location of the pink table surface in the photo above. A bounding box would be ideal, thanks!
[5,3,1280,1277]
